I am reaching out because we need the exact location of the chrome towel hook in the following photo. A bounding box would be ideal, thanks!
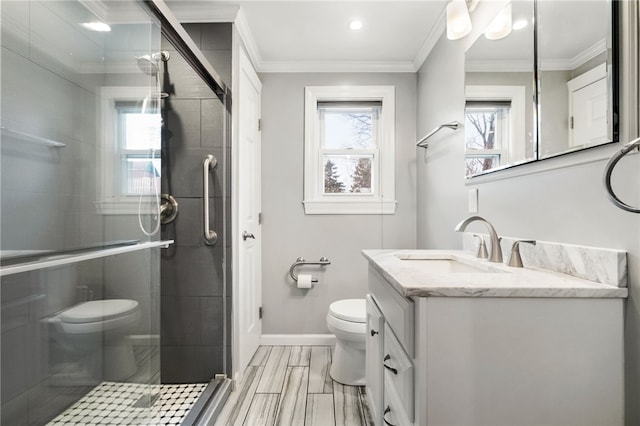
[603,137,640,213]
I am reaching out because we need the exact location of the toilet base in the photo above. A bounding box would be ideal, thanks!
[104,339,136,381]
[330,341,366,386]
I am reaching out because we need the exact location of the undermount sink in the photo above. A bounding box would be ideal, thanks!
[395,255,509,274]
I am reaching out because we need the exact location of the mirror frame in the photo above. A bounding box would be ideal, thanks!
[465,0,619,179]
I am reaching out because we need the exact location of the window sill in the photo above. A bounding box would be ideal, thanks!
[303,199,396,215]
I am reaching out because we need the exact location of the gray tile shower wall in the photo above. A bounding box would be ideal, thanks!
[159,23,232,383]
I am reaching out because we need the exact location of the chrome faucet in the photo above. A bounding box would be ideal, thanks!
[455,216,503,263]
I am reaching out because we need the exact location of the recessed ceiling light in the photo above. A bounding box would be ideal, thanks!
[349,20,363,31]
[81,22,111,32]
[512,19,528,30]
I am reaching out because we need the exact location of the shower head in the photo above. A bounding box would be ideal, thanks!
[136,51,170,76]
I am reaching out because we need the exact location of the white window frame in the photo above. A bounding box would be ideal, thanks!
[465,85,526,166]
[97,86,159,214]
[304,86,396,215]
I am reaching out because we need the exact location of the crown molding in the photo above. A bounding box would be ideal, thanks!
[412,4,447,72]
[162,2,446,74]
[259,60,416,73]
[234,8,264,72]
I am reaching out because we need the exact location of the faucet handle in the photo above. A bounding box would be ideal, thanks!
[473,234,489,259]
[508,240,536,268]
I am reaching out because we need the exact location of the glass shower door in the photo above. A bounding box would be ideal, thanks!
[1,0,163,424]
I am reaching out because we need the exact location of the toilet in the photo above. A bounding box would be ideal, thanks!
[52,299,141,381]
[326,298,366,385]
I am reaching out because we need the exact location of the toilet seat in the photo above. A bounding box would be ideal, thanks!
[60,300,139,323]
[58,299,140,334]
[328,299,366,323]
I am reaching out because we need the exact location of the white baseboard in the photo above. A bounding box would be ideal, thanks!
[260,334,336,346]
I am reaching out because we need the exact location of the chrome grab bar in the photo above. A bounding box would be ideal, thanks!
[288,257,331,282]
[203,155,218,245]
[603,137,640,213]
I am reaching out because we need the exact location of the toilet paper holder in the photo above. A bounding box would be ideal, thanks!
[289,257,331,283]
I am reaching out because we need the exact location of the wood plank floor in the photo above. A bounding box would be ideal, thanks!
[215,346,372,426]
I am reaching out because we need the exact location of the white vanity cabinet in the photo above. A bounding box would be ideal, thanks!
[366,262,625,426]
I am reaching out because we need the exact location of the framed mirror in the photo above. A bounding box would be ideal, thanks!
[463,0,618,178]
[537,0,618,159]
[464,0,536,177]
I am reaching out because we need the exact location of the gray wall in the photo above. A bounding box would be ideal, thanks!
[260,72,417,334]
[417,8,640,426]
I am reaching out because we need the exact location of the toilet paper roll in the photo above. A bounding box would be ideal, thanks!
[297,274,313,289]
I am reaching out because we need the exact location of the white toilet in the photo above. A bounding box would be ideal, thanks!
[326,298,367,386]
[52,299,141,381]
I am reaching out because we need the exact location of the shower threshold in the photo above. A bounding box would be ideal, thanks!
[46,377,231,425]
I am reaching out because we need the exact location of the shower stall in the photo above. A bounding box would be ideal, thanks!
[0,0,232,424]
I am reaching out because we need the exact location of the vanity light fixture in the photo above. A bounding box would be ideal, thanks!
[512,19,528,30]
[349,20,363,30]
[446,0,472,40]
[81,22,111,32]
[485,3,512,40]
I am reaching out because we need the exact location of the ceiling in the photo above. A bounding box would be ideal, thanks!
[168,0,449,72]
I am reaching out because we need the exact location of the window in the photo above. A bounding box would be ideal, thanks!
[464,101,510,176]
[97,87,161,214]
[116,102,161,195]
[464,85,526,178]
[304,86,396,214]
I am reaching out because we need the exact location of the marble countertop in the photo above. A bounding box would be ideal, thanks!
[362,249,628,299]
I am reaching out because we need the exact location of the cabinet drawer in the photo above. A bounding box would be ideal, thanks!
[383,378,412,426]
[369,266,414,356]
[383,323,414,422]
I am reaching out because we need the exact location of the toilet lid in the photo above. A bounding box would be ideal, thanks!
[329,299,366,323]
[60,299,139,324]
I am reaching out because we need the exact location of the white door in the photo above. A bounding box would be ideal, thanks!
[568,64,608,147]
[236,48,262,375]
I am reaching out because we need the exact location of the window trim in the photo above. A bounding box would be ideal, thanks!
[303,85,396,215]
[465,85,526,166]
[97,86,158,215]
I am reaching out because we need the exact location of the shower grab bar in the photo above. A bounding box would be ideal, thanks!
[203,155,218,245]
[289,257,331,282]
[416,121,462,149]
[603,136,640,213]
[1,126,66,148]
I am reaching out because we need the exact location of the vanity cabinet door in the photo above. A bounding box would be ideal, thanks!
[366,294,384,425]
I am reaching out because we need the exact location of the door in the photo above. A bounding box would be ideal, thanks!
[236,47,262,375]
[568,64,608,147]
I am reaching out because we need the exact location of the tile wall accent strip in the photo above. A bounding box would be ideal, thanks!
[305,394,336,426]
[243,394,279,426]
[333,381,363,426]
[289,346,312,366]
[308,346,333,394]
[275,366,309,425]
[257,346,292,393]
[214,365,264,426]
[462,232,627,287]
[250,346,272,366]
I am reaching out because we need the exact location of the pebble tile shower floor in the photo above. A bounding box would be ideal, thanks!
[47,382,206,425]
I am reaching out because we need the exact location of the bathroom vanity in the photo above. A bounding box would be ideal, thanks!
[363,249,627,426]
